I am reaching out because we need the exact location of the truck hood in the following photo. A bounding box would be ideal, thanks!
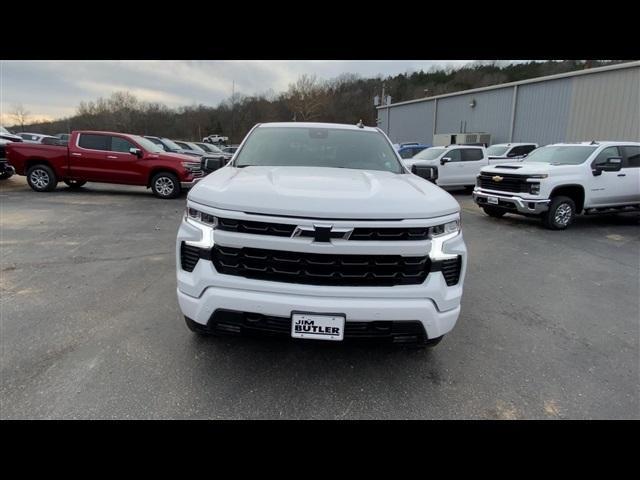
[188,166,460,219]
[481,162,554,175]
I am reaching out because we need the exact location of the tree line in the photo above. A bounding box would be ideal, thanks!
[7,60,628,144]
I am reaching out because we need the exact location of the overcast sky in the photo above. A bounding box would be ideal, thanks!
[0,60,482,125]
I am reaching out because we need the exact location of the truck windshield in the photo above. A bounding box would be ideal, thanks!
[234,127,403,173]
[524,145,598,165]
[486,145,510,156]
[132,136,165,153]
[161,138,182,151]
[412,147,445,160]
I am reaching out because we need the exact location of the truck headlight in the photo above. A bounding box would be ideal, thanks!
[530,183,541,195]
[181,162,201,172]
[185,207,217,226]
[429,219,460,238]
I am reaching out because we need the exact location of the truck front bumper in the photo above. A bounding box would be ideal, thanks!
[181,177,203,189]
[473,188,550,215]
[178,287,460,341]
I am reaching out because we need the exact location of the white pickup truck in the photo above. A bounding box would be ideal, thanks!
[473,141,640,229]
[403,145,526,190]
[176,122,467,347]
[203,134,228,145]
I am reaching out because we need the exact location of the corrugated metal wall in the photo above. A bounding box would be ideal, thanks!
[435,88,514,144]
[512,78,573,145]
[567,68,640,141]
[379,63,640,146]
[386,101,434,144]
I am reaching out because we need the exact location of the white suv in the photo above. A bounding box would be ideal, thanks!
[473,141,640,229]
[176,122,467,347]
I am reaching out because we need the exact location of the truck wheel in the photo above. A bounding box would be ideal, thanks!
[542,196,575,230]
[0,171,14,180]
[26,164,58,192]
[64,179,87,189]
[482,206,506,218]
[184,316,212,336]
[151,172,181,199]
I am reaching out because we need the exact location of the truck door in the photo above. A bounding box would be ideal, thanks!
[457,148,487,185]
[618,146,640,204]
[587,146,629,206]
[72,133,112,181]
[102,135,145,184]
[436,148,461,186]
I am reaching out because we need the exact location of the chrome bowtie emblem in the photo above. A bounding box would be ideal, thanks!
[492,175,504,182]
[292,224,354,242]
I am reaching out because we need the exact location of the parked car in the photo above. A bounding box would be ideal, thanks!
[16,133,58,143]
[176,122,467,347]
[144,136,201,158]
[193,142,233,162]
[397,142,431,159]
[5,130,204,198]
[473,141,640,229]
[0,126,22,180]
[221,146,238,155]
[203,134,228,144]
[486,142,538,160]
[404,145,518,190]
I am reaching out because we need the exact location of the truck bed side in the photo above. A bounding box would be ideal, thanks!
[5,142,70,176]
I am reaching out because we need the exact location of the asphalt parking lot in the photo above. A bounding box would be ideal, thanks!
[1,176,638,419]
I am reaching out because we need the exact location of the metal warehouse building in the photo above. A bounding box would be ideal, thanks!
[377,61,640,147]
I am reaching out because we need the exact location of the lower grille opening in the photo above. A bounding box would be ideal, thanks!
[208,310,427,343]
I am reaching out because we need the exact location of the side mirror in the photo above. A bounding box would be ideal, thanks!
[440,157,451,166]
[201,155,226,173]
[129,147,143,158]
[593,157,622,176]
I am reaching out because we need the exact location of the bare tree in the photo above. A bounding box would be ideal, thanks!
[287,75,328,122]
[10,103,30,131]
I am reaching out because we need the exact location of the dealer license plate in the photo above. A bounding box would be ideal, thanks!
[488,196,499,205]
[291,313,345,341]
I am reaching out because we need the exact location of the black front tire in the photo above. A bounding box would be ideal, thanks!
[151,172,181,199]
[482,206,506,218]
[0,171,13,180]
[26,164,58,192]
[184,316,212,336]
[64,179,87,189]
[542,196,576,230]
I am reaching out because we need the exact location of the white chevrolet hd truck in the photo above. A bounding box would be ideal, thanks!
[176,122,467,347]
[473,141,640,229]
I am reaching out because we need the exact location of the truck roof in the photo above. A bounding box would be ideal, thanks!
[490,142,538,147]
[257,122,380,133]
[548,141,640,147]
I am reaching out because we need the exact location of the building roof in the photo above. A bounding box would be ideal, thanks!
[377,61,640,110]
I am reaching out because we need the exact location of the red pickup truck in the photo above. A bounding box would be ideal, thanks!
[5,130,205,199]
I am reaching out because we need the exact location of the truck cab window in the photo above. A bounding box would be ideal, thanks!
[111,136,136,153]
[461,149,483,161]
[78,134,110,151]
[592,146,620,166]
[445,149,462,162]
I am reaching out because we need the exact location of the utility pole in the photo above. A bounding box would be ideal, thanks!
[231,80,235,143]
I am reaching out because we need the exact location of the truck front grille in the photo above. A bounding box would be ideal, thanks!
[211,245,430,286]
[478,173,530,193]
[216,217,430,241]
